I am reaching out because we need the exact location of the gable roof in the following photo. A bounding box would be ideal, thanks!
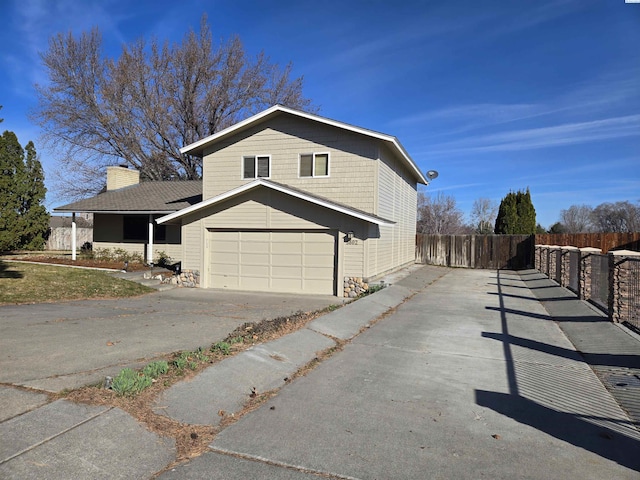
[156,179,394,226]
[180,105,427,184]
[54,181,203,214]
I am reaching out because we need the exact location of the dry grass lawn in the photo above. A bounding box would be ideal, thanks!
[0,260,152,304]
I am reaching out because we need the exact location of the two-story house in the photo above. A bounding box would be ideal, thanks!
[55,105,428,296]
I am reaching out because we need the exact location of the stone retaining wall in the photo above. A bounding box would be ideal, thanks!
[344,276,369,298]
[164,269,200,288]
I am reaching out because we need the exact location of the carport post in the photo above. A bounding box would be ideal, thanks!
[148,214,154,265]
[71,212,77,261]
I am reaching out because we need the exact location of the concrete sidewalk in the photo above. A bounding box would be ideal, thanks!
[0,264,443,479]
[163,268,640,479]
[2,265,639,479]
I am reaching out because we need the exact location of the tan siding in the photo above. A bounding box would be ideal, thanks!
[202,115,377,212]
[344,240,364,277]
[181,217,202,271]
[368,144,418,278]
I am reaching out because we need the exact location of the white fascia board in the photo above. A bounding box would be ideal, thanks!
[180,105,427,184]
[156,179,394,226]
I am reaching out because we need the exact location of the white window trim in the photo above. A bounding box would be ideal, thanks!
[242,154,271,179]
[299,152,330,178]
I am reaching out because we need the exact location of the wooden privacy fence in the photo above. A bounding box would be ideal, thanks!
[416,234,534,269]
[535,233,640,254]
[45,227,93,251]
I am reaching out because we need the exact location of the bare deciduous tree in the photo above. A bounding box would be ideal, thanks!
[590,201,640,233]
[417,191,467,234]
[33,16,315,199]
[559,204,593,233]
[470,197,498,234]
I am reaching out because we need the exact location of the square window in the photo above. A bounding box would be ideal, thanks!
[300,154,313,177]
[243,156,255,179]
[315,153,329,176]
[299,153,329,177]
[243,155,270,179]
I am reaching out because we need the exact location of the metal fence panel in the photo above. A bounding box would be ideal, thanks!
[590,254,610,312]
[568,250,579,293]
[627,258,640,332]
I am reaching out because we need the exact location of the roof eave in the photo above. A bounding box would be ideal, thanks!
[157,179,394,226]
[180,105,427,184]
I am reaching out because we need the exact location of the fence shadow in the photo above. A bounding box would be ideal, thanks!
[0,259,23,279]
[476,390,640,471]
[477,270,640,472]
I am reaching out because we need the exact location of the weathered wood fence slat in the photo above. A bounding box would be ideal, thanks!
[416,234,534,270]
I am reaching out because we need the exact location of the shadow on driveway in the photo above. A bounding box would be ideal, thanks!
[477,270,640,473]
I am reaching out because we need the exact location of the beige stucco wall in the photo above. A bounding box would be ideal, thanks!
[202,115,378,212]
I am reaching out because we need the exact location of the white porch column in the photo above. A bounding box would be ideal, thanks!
[148,214,154,265]
[71,212,77,261]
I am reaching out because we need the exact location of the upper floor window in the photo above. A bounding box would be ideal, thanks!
[243,155,270,179]
[299,152,329,177]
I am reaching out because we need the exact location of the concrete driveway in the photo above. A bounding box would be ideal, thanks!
[0,287,341,393]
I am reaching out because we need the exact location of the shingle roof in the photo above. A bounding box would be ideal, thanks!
[157,178,394,226]
[54,181,203,213]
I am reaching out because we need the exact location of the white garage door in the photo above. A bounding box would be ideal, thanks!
[209,230,336,295]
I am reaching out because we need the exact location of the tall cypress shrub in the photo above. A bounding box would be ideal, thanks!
[0,131,49,251]
[495,188,536,234]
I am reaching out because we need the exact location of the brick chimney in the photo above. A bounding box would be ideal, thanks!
[106,166,140,191]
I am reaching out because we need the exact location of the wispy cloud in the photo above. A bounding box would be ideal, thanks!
[393,63,640,137]
[482,0,587,39]
[425,114,640,156]
[7,0,132,92]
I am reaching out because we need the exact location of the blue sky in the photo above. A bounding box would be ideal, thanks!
[1,0,639,228]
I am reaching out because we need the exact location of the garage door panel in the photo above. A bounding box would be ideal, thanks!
[241,264,270,277]
[241,253,270,265]
[305,241,334,255]
[211,274,239,289]
[242,276,270,290]
[271,231,302,242]
[214,240,240,253]
[241,242,270,254]
[214,262,240,275]
[210,230,335,294]
[272,254,303,267]
[305,266,334,279]
[271,242,302,254]
[272,266,303,278]
[305,255,333,267]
